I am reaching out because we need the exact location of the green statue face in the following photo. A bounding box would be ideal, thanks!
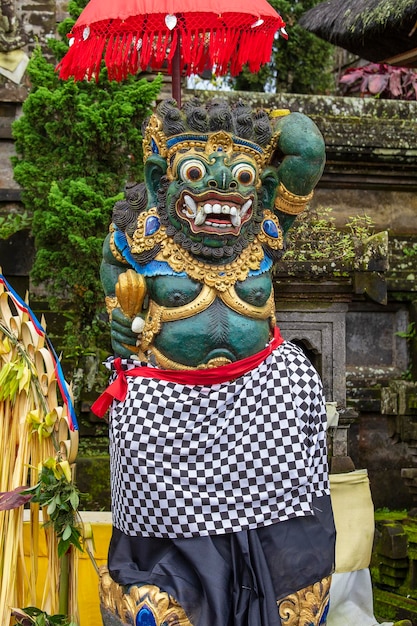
[143,127,274,260]
[167,149,260,241]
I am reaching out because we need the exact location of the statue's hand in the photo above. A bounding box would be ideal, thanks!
[110,308,140,357]
[274,112,326,197]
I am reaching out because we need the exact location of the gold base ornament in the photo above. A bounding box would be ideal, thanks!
[99,566,194,626]
[278,576,332,626]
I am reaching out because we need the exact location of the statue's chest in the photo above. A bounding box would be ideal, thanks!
[146,273,272,310]
[143,273,275,367]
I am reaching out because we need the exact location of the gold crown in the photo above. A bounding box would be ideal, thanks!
[142,113,282,172]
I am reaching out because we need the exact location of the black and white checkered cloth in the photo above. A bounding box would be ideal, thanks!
[107,341,329,539]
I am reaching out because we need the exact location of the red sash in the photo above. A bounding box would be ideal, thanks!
[91,326,284,417]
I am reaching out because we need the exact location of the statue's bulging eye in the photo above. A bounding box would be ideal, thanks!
[179,159,207,182]
[231,163,257,185]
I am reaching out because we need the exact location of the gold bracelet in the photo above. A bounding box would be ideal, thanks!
[274,182,314,215]
[105,296,119,319]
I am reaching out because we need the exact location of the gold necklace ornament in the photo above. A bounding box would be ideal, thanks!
[158,236,265,292]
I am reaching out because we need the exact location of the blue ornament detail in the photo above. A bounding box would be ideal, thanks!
[151,138,159,154]
[136,604,157,626]
[262,219,279,239]
[145,215,160,236]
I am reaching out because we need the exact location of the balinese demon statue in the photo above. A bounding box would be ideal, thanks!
[93,98,336,626]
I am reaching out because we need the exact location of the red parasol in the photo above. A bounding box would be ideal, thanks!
[57,0,287,105]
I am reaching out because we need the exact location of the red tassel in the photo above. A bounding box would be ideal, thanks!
[166,29,178,68]
[140,30,152,70]
[191,30,205,74]
[90,37,107,81]
[104,35,115,78]
[91,327,284,418]
[157,31,168,67]
[153,31,163,65]
[114,33,131,80]
[128,34,140,74]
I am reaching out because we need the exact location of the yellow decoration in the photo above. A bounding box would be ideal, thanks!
[105,295,119,319]
[129,206,168,254]
[160,237,264,291]
[274,182,314,216]
[115,269,147,319]
[109,228,129,265]
[269,108,291,118]
[146,344,233,370]
[23,512,112,626]
[99,568,193,626]
[0,275,78,625]
[278,576,331,625]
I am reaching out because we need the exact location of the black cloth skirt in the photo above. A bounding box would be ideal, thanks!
[108,493,335,626]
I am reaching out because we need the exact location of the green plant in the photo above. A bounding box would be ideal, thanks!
[26,460,82,559]
[12,607,75,626]
[11,0,162,373]
[395,322,416,380]
[0,211,32,239]
[346,214,375,240]
[396,322,416,341]
[283,207,375,264]
[233,0,336,94]
[403,243,417,257]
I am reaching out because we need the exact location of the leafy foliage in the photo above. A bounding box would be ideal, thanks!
[233,0,335,94]
[12,607,75,626]
[0,211,32,239]
[283,207,375,263]
[339,63,417,100]
[26,460,82,559]
[12,0,162,364]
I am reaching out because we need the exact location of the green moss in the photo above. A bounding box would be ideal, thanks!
[348,0,414,33]
[375,509,409,522]
[373,587,417,623]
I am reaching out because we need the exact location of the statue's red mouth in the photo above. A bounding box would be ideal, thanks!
[176,190,253,236]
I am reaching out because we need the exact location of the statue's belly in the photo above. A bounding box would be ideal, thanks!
[153,302,271,367]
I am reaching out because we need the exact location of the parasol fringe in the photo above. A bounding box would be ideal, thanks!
[57,36,100,81]
[155,31,171,66]
[192,30,207,74]
[127,36,138,75]
[139,31,153,73]
[166,29,179,67]
[58,20,284,81]
[104,35,120,79]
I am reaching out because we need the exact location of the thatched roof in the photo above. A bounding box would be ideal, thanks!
[299,0,417,66]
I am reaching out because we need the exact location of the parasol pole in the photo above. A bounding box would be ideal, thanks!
[171,32,182,108]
